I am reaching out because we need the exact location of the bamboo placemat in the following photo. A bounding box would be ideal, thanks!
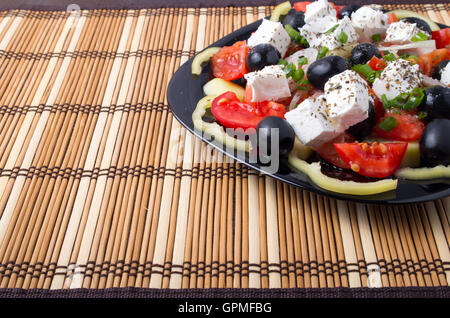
[0,3,448,294]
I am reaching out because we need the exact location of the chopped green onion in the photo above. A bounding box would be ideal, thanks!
[371,34,382,42]
[381,88,424,111]
[378,116,398,132]
[297,56,308,66]
[283,63,296,77]
[383,53,396,62]
[292,68,305,82]
[325,24,339,34]
[317,46,328,59]
[352,64,379,83]
[417,111,428,119]
[284,24,309,47]
[278,58,288,66]
[338,31,348,44]
[411,31,428,42]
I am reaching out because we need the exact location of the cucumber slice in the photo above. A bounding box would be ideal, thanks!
[270,1,292,22]
[396,165,450,180]
[191,47,221,75]
[203,78,245,101]
[291,137,312,160]
[288,155,398,195]
[192,95,251,152]
[387,10,440,31]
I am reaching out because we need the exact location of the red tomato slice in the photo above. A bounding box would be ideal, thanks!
[387,13,398,24]
[334,142,408,178]
[211,41,249,81]
[293,1,311,12]
[368,88,384,120]
[417,48,450,76]
[432,28,450,49]
[368,56,387,71]
[374,110,425,142]
[211,91,286,130]
[313,133,354,169]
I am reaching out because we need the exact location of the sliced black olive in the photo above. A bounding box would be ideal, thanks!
[420,118,450,167]
[350,43,382,66]
[282,8,305,29]
[246,43,281,72]
[337,5,361,19]
[399,17,432,35]
[347,102,377,141]
[431,60,450,81]
[256,116,295,157]
[419,86,450,120]
[307,55,349,90]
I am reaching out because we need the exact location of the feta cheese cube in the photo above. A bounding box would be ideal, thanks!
[301,16,358,50]
[244,65,291,102]
[285,95,343,148]
[351,6,388,42]
[372,59,423,100]
[385,20,429,44]
[441,62,450,86]
[324,70,370,131]
[247,19,291,57]
[304,0,337,24]
[285,47,318,73]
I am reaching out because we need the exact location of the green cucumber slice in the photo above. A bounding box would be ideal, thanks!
[191,47,221,75]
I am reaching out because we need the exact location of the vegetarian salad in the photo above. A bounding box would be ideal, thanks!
[191,0,450,195]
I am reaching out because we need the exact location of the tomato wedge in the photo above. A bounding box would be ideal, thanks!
[293,1,311,12]
[432,28,450,49]
[368,88,384,120]
[368,56,387,71]
[211,91,286,130]
[417,48,450,76]
[387,13,398,24]
[374,110,425,142]
[334,142,408,178]
[211,41,249,81]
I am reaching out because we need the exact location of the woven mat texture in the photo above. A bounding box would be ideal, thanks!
[0,3,448,292]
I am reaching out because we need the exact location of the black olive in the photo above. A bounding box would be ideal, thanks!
[256,116,295,157]
[420,118,450,167]
[399,17,432,35]
[419,86,450,120]
[307,55,349,90]
[350,43,382,66]
[431,60,449,81]
[246,43,281,72]
[347,102,377,140]
[282,8,305,29]
[337,5,361,19]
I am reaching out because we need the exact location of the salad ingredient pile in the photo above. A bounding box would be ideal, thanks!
[191,0,450,195]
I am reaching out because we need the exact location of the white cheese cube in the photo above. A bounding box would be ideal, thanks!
[301,16,358,50]
[247,19,291,57]
[385,21,429,44]
[351,6,388,42]
[285,95,343,148]
[324,70,370,131]
[441,62,450,86]
[372,59,423,100]
[304,0,337,24]
[285,47,318,73]
[244,65,291,102]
